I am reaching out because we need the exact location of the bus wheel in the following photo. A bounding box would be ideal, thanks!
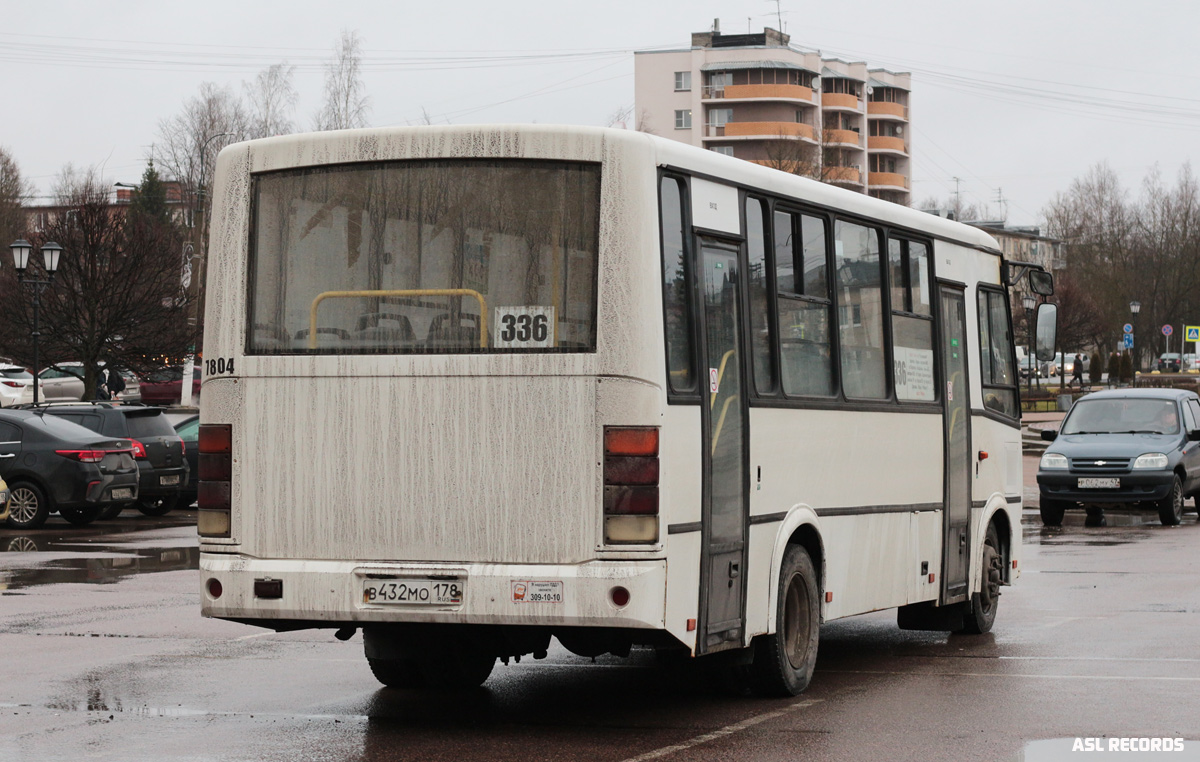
[1039,499,1066,526]
[750,544,820,697]
[959,523,1003,634]
[367,657,426,690]
[416,644,496,690]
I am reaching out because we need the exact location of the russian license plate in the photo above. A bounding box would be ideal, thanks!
[111,487,133,500]
[1078,478,1120,489]
[362,578,464,605]
[160,474,181,486]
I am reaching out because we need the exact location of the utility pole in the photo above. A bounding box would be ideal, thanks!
[952,176,962,219]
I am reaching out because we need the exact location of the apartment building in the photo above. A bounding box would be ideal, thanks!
[634,24,912,205]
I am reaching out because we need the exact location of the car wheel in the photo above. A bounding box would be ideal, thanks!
[958,523,1003,634]
[749,544,820,697]
[6,481,52,530]
[58,506,102,526]
[99,502,127,520]
[1039,498,1067,527]
[1157,475,1184,526]
[137,493,181,517]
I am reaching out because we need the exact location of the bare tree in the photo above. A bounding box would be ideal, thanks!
[760,129,853,184]
[0,145,33,246]
[244,63,298,139]
[155,82,247,207]
[606,105,656,134]
[314,30,370,131]
[0,171,197,397]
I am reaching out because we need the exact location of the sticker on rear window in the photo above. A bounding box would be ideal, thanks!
[494,306,555,348]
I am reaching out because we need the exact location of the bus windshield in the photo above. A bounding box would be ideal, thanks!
[248,159,600,354]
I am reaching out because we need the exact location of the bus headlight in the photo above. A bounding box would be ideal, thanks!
[1133,453,1169,469]
[1039,453,1068,470]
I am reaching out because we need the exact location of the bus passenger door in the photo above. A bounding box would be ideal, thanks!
[697,237,749,653]
[939,285,971,604]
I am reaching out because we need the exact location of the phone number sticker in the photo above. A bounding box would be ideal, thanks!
[494,306,555,348]
[511,580,564,603]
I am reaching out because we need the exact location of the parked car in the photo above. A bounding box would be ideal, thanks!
[0,476,9,524]
[31,403,188,517]
[38,363,143,403]
[1157,353,1182,372]
[0,409,139,529]
[0,366,45,407]
[1183,354,1199,372]
[1037,388,1200,526]
[139,366,201,406]
[1041,352,1090,379]
[174,414,198,507]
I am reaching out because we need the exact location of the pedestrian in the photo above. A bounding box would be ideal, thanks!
[95,367,110,401]
[1070,353,1084,388]
[107,366,126,401]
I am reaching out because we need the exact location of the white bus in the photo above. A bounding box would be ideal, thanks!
[197,125,1055,695]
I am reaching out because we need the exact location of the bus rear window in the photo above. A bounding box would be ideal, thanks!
[247,159,600,355]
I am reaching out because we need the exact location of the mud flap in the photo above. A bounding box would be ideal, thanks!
[897,600,968,631]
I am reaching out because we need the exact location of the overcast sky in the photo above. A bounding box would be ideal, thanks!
[3,0,1198,226]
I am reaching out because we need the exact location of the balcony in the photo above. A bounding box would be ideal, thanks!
[868,172,909,190]
[867,136,907,154]
[867,101,909,120]
[821,92,862,111]
[825,166,861,184]
[825,129,862,147]
[702,84,815,103]
[706,122,816,140]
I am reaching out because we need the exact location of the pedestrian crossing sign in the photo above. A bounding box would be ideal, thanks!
[1187,326,1200,342]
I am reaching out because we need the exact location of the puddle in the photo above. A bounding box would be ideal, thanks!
[0,521,198,591]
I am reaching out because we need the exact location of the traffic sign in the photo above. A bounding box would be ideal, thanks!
[1124,334,1134,348]
[1123,323,1133,334]
[1187,326,1200,342]
[1163,324,1174,336]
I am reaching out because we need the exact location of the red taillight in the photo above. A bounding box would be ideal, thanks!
[180,438,186,455]
[198,424,232,539]
[604,427,659,456]
[199,424,232,453]
[1,381,20,388]
[129,439,148,459]
[56,449,107,463]
[603,427,660,544]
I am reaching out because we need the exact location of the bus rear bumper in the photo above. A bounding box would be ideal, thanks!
[200,554,667,631]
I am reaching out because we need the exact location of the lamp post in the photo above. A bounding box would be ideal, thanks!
[1023,294,1037,396]
[1130,300,1142,383]
[8,240,65,405]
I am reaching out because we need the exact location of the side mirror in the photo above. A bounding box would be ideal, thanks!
[1040,429,1058,441]
[1188,430,1200,442]
[1035,303,1058,362]
[1029,270,1054,296]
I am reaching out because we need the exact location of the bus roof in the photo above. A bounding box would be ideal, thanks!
[220,123,1001,255]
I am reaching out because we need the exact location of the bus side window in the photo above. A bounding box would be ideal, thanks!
[834,220,887,399]
[775,211,834,397]
[889,239,936,402]
[660,176,695,393]
[745,197,775,393]
[977,288,1018,417]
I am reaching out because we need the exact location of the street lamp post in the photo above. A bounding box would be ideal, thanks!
[1023,295,1037,396]
[1129,300,1142,385]
[8,240,65,405]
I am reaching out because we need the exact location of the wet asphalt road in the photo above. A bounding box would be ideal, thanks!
[2,466,1199,762]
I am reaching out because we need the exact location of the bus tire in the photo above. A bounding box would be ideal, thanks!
[1039,499,1066,526]
[750,544,820,697]
[959,523,1002,635]
[416,646,496,690]
[367,657,426,690]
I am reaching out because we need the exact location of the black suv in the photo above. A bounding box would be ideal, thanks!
[0,409,139,529]
[31,403,188,516]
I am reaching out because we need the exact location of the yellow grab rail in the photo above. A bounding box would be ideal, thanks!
[308,289,489,349]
